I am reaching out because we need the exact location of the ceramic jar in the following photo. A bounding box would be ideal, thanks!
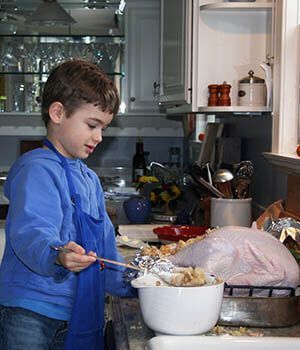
[238,70,266,107]
[123,196,151,224]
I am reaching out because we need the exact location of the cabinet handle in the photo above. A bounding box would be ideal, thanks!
[130,97,136,102]
[153,81,160,95]
[153,81,160,89]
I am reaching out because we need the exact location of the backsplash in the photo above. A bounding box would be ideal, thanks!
[0,135,185,171]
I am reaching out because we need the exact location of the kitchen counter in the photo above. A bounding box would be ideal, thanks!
[109,295,300,350]
[113,246,300,350]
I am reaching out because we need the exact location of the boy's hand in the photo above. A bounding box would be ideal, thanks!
[56,241,97,272]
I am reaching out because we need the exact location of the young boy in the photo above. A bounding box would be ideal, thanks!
[0,60,135,350]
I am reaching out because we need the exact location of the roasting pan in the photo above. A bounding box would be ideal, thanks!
[219,284,300,328]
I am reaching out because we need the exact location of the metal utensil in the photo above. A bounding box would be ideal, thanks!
[188,173,225,198]
[234,160,254,178]
[51,246,188,287]
[212,169,234,183]
[51,246,141,271]
[219,293,300,327]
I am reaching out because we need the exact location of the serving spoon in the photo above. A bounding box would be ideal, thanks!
[51,245,184,286]
[51,246,141,271]
[212,168,234,183]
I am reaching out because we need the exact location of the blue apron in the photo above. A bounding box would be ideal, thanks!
[44,139,105,350]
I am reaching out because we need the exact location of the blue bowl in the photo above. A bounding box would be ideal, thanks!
[123,196,151,224]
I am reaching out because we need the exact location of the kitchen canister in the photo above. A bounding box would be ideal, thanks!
[238,70,266,107]
[210,197,252,227]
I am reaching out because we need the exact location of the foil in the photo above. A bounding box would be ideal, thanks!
[133,251,176,274]
[123,251,176,283]
[264,217,300,243]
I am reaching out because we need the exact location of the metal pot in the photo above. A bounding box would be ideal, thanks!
[238,70,266,107]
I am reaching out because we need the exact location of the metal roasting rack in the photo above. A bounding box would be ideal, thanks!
[224,283,297,297]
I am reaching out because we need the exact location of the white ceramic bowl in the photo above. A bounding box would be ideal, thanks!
[131,274,224,335]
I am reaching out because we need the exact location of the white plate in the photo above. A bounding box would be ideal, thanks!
[117,224,160,242]
[116,235,146,249]
[146,336,300,350]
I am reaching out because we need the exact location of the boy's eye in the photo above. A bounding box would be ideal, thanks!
[87,122,109,131]
[88,124,97,129]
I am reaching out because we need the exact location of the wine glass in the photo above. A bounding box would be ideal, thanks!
[13,83,25,112]
[92,43,105,66]
[25,82,40,113]
[0,43,18,72]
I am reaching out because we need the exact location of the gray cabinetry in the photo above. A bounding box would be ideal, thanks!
[124,0,161,114]
[159,0,192,107]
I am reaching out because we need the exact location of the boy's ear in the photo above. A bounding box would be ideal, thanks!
[49,102,65,124]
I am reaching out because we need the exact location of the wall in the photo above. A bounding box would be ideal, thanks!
[86,136,185,169]
[218,114,287,211]
[0,114,185,172]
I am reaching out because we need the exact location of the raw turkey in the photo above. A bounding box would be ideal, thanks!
[169,226,300,294]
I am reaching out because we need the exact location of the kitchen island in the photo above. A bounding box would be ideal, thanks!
[111,246,300,350]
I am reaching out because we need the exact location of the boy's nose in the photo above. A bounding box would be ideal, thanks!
[93,129,102,143]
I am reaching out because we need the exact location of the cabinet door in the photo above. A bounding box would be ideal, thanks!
[124,0,160,113]
[159,0,192,106]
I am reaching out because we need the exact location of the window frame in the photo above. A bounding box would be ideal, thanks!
[264,0,300,174]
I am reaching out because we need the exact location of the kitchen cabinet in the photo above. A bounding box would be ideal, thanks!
[123,0,161,114]
[0,34,124,114]
[159,0,192,107]
[159,0,274,114]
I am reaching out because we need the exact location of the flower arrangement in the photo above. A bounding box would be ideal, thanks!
[136,175,181,215]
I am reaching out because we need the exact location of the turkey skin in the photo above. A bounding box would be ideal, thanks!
[169,226,300,293]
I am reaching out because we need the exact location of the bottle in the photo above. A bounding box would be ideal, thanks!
[132,139,146,182]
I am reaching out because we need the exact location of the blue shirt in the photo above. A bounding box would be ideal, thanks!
[0,148,134,320]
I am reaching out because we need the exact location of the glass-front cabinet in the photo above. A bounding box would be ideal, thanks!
[0,34,125,113]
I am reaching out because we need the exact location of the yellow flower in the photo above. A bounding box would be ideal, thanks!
[138,176,159,183]
[161,191,171,203]
[171,184,181,197]
[150,191,157,202]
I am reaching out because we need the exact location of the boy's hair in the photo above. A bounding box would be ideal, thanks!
[41,60,120,127]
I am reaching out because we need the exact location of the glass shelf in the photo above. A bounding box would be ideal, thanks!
[0,34,125,113]
[0,34,124,39]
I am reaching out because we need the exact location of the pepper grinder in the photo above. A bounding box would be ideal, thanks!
[218,82,231,106]
[208,84,219,106]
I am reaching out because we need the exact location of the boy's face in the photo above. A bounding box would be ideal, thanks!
[49,102,113,159]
